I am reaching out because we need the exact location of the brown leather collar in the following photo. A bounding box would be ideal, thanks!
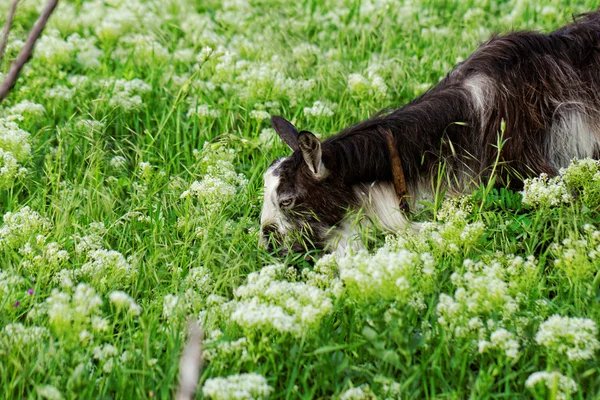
[379,127,410,212]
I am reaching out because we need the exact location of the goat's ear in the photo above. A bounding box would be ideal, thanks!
[298,131,326,177]
[271,116,299,151]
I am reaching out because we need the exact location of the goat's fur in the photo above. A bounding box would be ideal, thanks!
[261,9,600,254]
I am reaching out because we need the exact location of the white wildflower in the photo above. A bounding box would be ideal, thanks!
[0,207,51,250]
[47,85,74,101]
[180,145,247,214]
[102,78,151,111]
[226,264,337,337]
[521,173,571,208]
[109,291,142,316]
[258,128,276,147]
[35,32,75,65]
[535,315,600,361]
[2,323,49,345]
[7,100,46,121]
[54,269,75,288]
[0,118,31,161]
[117,34,169,64]
[339,385,375,400]
[91,316,109,332]
[478,328,520,358]
[185,267,214,293]
[75,119,105,132]
[36,385,64,400]
[303,100,336,118]
[347,73,370,93]
[249,110,270,121]
[525,371,577,400]
[93,343,119,374]
[163,294,181,320]
[79,249,137,290]
[186,104,221,119]
[337,248,435,303]
[110,156,127,169]
[202,373,273,400]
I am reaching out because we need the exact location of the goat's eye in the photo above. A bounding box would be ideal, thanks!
[280,199,293,208]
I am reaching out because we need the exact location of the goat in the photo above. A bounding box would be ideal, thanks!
[260,9,600,255]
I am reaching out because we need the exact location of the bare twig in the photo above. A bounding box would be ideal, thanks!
[379,127,410,212]
[175,320,205,400]
[0,0,59,103]
[0,0,20,64]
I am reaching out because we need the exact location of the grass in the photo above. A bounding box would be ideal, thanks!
[1,0,600,399]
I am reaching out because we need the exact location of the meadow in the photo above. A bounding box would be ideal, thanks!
[1,0,600,398]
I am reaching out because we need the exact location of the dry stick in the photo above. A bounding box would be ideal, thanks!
[0,0,20,65]
[0,0,59,103]
[379,127,410,212]
[175,320,205,400]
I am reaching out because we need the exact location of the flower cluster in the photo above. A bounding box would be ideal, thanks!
[550,227,600,282]
[79,249,137,291]
[109,291,142,316]
[436,256,536,353]
[521,158,600,208]
[521,173,571,208]
[162,294,182,321]
[186,104,221,120]
[2,323,49,346]
[339,385,375,400]
[47,85,75,101]
[5,100,46,121]
[181,143,247,214]
[478,328,520,359]
[303,100,337,118]
[19,240,70,275]
[116,34,169,65]
[560,158,600,206]
[202,373,273,400]
[348,70,388,99]
[436,195,474,223]
[0,207,51,250]
[535,315,599,361]
[337,247,435,306]
[98,78,152,111]
[203,330,250,362]
[223,263,340,337]
[44,283,107,339]
[0,119,32,187]
[185,266,214,293]
[36,385,63,400]
[74,222,107,255]
[374,376,401,399]
[92,343,120,374]
[525,371,577,400]
[420,219,486,256]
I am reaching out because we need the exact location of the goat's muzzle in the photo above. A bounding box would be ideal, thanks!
[260,223,283,253]
[260,223,318,256]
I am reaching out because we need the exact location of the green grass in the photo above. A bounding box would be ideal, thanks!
[1,0,600,399]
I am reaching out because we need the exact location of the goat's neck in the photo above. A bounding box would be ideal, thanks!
[326,84,470,187]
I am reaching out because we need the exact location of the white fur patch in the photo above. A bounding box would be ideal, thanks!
[325,182,419,255]
[548,110,600,169]
[357,181,411,231]
[463,74,495,128]
[260,159,291,239]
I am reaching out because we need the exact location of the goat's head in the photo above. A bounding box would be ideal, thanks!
[260,116,356,255]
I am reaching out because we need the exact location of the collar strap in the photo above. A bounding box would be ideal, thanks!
[379,127,410,212]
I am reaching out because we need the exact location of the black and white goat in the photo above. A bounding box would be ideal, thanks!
[261,9,600,255]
